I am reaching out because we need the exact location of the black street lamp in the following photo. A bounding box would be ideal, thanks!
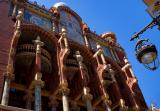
[135,39,159,70]
[130,15,160,70]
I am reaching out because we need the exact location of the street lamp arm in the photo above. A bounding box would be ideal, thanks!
[130,20,155,41]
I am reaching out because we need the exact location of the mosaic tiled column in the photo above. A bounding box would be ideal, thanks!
[1,72,14,105]
[82,87,93,111]
[75,51,93,111]
[59,82,70,111]
[32,36,44,111]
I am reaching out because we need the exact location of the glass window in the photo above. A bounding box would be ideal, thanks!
[102,46,113,59]
[59,11,84,44]
[24,10,52,31]
[113,50,120,63]
[88,38,97,50]
[110,49,117,61]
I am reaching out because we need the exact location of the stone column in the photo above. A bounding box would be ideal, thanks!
[83,32,90,49]
[61,28,69,49]
[32,37,44,111]
[109,69,128,110]
[97,44,107,65]
[1,64,14,105]
[75,51,93,111]
[31,72,44,111]
[123,57,136,78]
[1,76,12,105]
[59,82,70,111]
[82,87,93,111]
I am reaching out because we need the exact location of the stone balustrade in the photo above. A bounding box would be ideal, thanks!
[17,44,51,61]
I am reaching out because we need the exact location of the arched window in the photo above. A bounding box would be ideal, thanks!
[88,38,97,51]
[102,46,113,59]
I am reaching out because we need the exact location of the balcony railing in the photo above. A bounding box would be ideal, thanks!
[16,44,52,73]
[17,44,51,61]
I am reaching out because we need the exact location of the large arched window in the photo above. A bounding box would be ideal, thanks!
[59,10,84,44]
[88,38,97,51]
[102,46,113,59]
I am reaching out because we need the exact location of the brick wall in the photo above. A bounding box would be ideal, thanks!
[0,0,14,100]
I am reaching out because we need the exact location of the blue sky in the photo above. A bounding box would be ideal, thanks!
[30,0,160,108]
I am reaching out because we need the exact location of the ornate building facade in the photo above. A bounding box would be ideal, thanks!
[0,0,149,111]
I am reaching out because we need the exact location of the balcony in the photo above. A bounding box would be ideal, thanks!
[16,44,52,73]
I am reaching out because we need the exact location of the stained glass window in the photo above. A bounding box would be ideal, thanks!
[88,38,97,50]
[59,11,84,44]
[24,10,52,31]
[102,46,113,59]
[110,49,117,61]
[113,50,120,63]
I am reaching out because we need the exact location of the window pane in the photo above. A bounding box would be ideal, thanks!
[24,10,52,31]
[59,11,84,44]
[88,38,97,50]
[102,46,112,59]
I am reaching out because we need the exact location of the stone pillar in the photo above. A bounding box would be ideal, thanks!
[83,32,90,49]
[31,72,44,111]
[59,82,70,111]
[123,57,136,78]
[1,78,10,105]
[82,87,93,111]
[61,28,69,49]
[48,96,58,111]
[1,64,14,105]
[58,28,69,50]
[1,76,12,105]
[75,51,93,111]
[23,91,34,110]
[110,71,128,110]
[97,44,107,65]
[32,37,44,111]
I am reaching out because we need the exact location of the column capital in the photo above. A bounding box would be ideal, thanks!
[4,64,15,80]
[59,82,70,96]
[102,94,112,106]
[16,10,23,21]
[82,87,93,101]
[33,36,44,46]
[4,72,15,80]
[29,72,44,89]
[10,48,16,57]
[75,51,84,69]
[33,36,44,54]
[119,99,128,111]
[30,80,44,89]
[61,27,67,37]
